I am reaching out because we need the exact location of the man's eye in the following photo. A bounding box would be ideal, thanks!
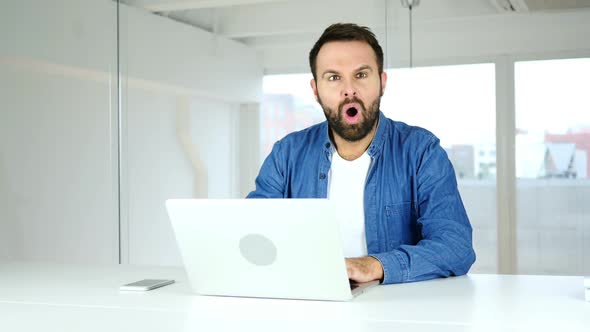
[357,72,368,78]
[328,75,340,81]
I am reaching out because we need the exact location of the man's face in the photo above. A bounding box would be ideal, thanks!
[311,40,387,142]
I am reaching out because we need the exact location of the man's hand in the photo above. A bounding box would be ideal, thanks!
[345,256,384,283]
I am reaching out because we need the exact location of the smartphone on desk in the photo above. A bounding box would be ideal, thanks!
[120,279,175,291]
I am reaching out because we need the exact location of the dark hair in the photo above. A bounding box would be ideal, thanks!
[309,23,384,80]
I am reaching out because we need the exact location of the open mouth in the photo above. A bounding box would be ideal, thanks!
[346,107,358,117]
[342,103,362,125]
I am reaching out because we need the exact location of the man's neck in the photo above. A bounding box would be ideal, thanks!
[331,121,378,161]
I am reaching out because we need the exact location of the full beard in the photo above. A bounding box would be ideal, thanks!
[319,95,381,142]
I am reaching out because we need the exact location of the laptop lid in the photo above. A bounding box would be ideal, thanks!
[166,198,367,301]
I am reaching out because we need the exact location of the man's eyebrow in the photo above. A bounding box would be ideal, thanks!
[356,65,373,72]
[321,69,340,77]
[321,65,374,77]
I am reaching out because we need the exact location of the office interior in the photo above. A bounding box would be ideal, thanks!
[1,0,589,278]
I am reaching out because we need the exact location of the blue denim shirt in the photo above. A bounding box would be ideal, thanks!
[247,111,476,284]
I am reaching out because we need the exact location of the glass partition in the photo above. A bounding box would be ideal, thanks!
[0,0,119,263]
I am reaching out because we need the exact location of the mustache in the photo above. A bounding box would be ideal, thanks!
[338,96,366,112]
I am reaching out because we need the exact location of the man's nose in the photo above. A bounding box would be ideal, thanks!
[342,80,357,98]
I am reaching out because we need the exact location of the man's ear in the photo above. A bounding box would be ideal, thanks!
[310,78,319,102]
[380,71,388,96]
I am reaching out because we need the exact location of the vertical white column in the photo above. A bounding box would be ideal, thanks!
[238,103,261,198]
[496,56,517,274]
[118,0,129,264]
[175,96,209,198]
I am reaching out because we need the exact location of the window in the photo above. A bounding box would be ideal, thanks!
[382,63,497,273]
[260,74,325,164]
[515,58,590,275]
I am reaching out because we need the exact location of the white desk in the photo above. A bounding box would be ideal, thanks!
[0,261,588,332]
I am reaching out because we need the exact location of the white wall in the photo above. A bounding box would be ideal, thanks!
[119,4,263,265]
[0,0,119,263]
[0,68,120,263]
[120,4,262,103]
[124,90,242,266]
[0,0,263,265]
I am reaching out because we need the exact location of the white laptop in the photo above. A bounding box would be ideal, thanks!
[165,198,378,301]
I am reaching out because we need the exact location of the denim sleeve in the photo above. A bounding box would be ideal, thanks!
[246,140,286,198]
[371,136,476,284]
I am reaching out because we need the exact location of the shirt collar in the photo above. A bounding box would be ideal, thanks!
[321,111,388,158]
[367,111,388,158]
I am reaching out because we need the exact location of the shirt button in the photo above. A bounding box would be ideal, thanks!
[319,173,326,180]
[325,143,330,148]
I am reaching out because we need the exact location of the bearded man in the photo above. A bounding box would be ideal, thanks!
[247,23,476,285]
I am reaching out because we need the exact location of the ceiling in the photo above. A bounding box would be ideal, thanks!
[118,0,590,73]
[120,0,590,45]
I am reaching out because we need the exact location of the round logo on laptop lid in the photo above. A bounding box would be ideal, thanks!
[239,234,277,266]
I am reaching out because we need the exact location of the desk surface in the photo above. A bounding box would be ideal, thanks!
[0,261,588,332]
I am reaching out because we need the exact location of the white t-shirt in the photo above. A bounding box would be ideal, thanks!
[327,151,372,258]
